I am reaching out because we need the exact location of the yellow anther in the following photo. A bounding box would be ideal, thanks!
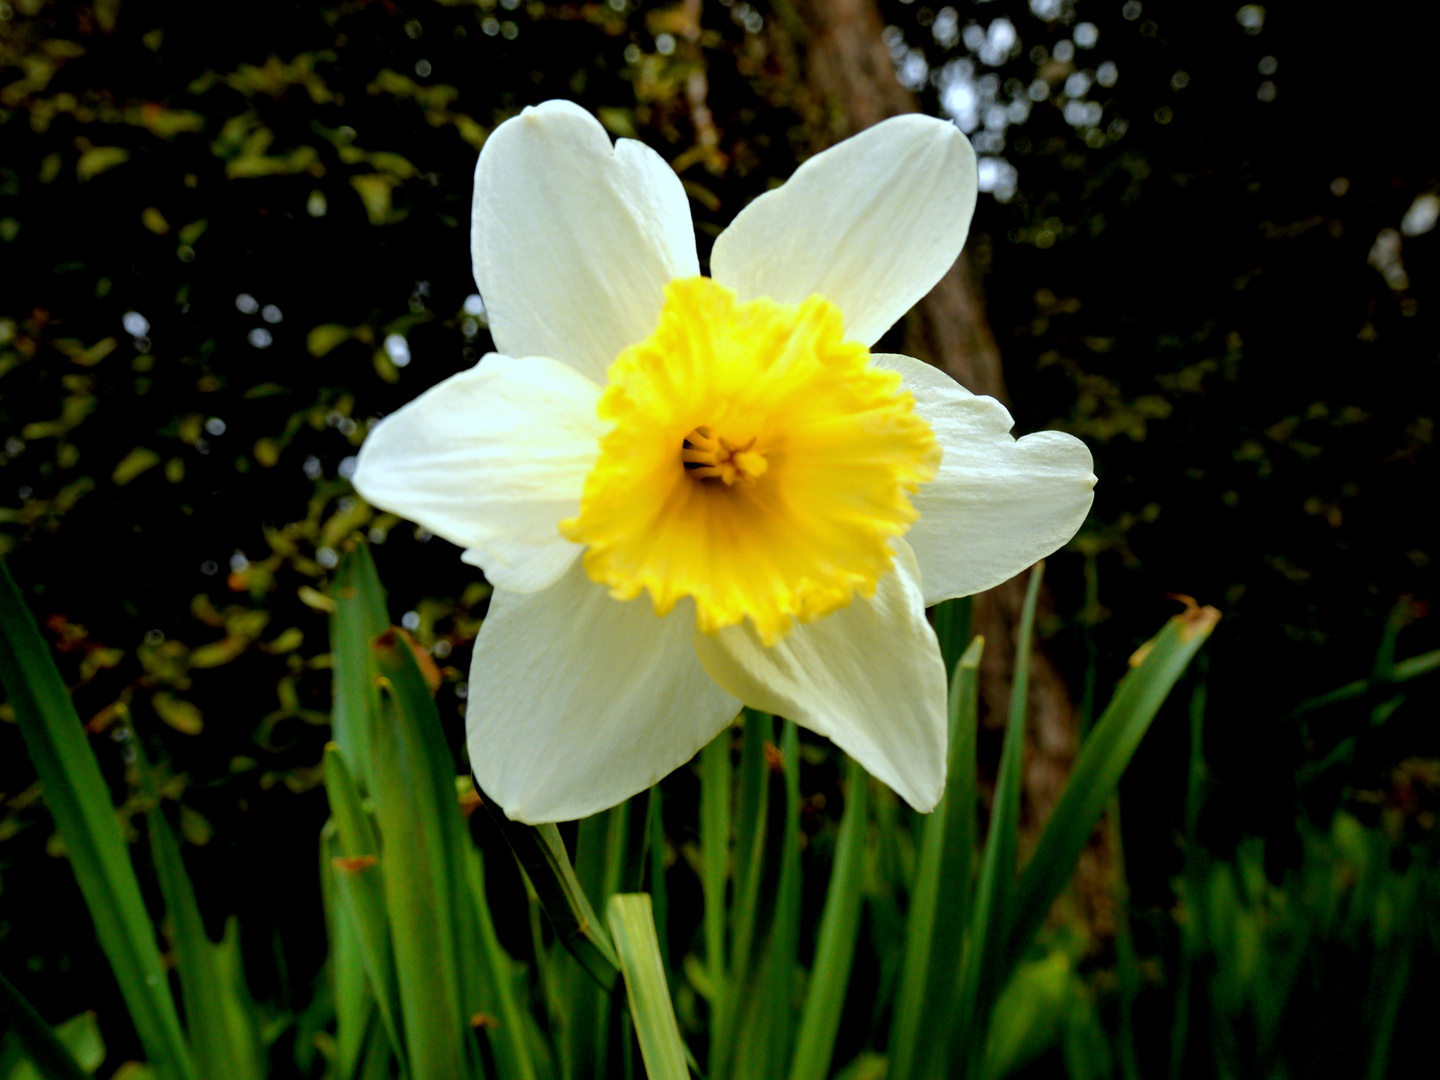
[682,427,768,485]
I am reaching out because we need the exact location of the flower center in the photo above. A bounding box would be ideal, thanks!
[681,426,769,485]
[560,276,938,646]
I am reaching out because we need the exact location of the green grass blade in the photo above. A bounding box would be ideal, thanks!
[699,732,732,1061]
[1105,802,1142,1080]
[932,596,973,688]
[0,561,195,1080]
[323,747,407,1068]
[712,711,770,1080]
[788,752,870,1080]
[357,1013,398,1080]
[147,806,263,1080]
[1168,675,1208,1080]
[324,744,382,856]
[575,809,615,913]
[646,790,670,972]
[1286,646,1440,718]
[768,723,804,1077]
[563,808,620,1079]
[457,837,541,1080]
[482,809,620,990]
[330,541,390,791]
[1005,603,1220,970]
[949,564,1045,1077]
[1364,875,1417,1080]
[729,710,774,981]
[0,971,90,1080]
[369,631,471,1080]
[889,634,984,1080]
[321,825,372,1080]
[731,721,802,1080]
[607,895,688,1080]
[720,714,782,1080]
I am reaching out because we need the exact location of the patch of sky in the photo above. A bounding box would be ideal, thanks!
[1401,194,1439,238]
[979,18,1017,65]
[384,333,411,367]
[933,6,960,47]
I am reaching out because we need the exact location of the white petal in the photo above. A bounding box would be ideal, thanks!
[467,558,742,823]
[692,540,948,812]
[472,100,699,383]
[873,353,1096,606]
[709,114,977,348]
[353,353,604,593]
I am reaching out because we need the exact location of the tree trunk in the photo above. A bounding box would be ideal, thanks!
[772,0,1101,880]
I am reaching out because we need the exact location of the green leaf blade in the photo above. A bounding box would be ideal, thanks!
[1006,603,1220,971]
[368,630,472,1080]
[0,972,91,1080]
[889,633,984,1080]
[330,542,390,791]
[0,562,195,1080]
[947,564,1045,1078]
[147,807,263,1080]
[607,894,689,1080]
[788,752,870,1080]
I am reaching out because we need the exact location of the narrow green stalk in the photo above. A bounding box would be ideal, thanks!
[932,596,973,685]
[890,634,984,1080]
[731,720,802,1080]
[766,721,804,1075]
[700,730,733,1067]
[1286,646,1439,719]
[1168,676,1208,1080]
[948,564,1045,1077]
[1106,802,1142,1080]
[1079,553,1100,735]
[715,710,773,1080]
[570,805,625,1079]
[646,789,671,972]
[788,753,870,1080]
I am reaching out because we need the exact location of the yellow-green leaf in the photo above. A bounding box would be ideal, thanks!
[152,692,203,735]
[112,448,161,486]
[77,146,130,181]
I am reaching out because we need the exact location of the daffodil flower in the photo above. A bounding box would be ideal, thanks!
[353,100,1095,823]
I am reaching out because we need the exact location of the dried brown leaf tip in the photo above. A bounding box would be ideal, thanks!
[458,786,484,819]
[1167,593,1222,639]
[331,855,378,875]
[373,625,443,692]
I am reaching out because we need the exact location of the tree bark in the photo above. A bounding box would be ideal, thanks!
[773,0,1097,866]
